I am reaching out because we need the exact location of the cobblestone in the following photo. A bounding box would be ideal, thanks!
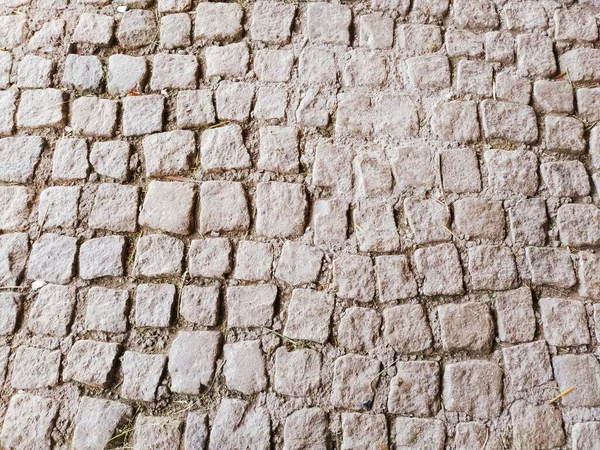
[2,1,600,447]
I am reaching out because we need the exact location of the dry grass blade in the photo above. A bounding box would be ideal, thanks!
[548,385,577,404]
[208,120,231,129]
[262,327,316,349]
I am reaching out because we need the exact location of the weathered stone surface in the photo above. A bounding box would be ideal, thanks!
[79,236,125,279]
[189,238,231,279]
[502,341,553,391]
[168,330,221,394]
[180,285,219,326]
[388,361,440,417]
[480,100,538,143]
[510,400,565,450]
[27,284,75,336]
[121,351,166,401]
[495,287,536,343]
[142,131,194,177]
[573,422,600,450]
[395,418,446,450]
[331,353,381,411]
[333,253,375,302]
[559,48,600,82]
[414,243,463,296]
[89,183,138,232]
[509,199,547,246]
[64,340,119,387]
[484,149,538,197]
[553,354,600,407]
[234,240,273,281]
[0,136,44,183]
[468,245,517,291]
[283,408,328,450]
[26,233,77,284]
[557,204,600,247]
[274,347,321,396]
[443,360,503,419]
[375,254,417,301]
[140,181,195,235]
[0,292,19,335]
[341,413,388,450]
[383,304,432,354]
[209,399,270,450]
[86,287,128,333]
[133,415,182,450]
[284,288,333,343]
[133,234,184,277]
[11,346,60,389]
[275,240,323,286]
[223,340,267,395]
[134,283,175,327]
[7,0,600,440]
[338,306,381,353]
[0,394,58,450]
[226,284,277,327]
[438,302,495,353]
[526,247,576,289]
[540,297,590,346]
[72,397,132,450]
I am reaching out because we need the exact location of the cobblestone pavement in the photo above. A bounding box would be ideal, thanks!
[2,0,600,448]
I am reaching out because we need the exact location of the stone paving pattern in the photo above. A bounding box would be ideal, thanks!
[2,0,600,448]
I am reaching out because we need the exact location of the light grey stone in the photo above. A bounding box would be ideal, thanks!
[284,288,333,343]
[26,233,77,284]
[0,394,58,450]
[226,284,276,327]
[133,234,184,277]
[223,340,267,395]
[89,183,138,233]
[64,340,119,387]
[11,346,60,389]
[121,351,166,401]
[168,330,221,394]
[85,287,129,333]
[79,236,125,279]
[443,361,503,419]
[139,181,195,235]
[134,283,175,327]
[27,284,75,336]
[72,397,132,450]
[208,399,270,450]
[189,237,231,279]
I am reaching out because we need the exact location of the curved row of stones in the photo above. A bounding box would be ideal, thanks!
[2,0,600,449]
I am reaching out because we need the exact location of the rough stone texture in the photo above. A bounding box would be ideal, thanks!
[0,393,58,450]
[284,288,333,343]
[552,354,600,407]
[283,407,328,450]
[168,330,221,394]
[443,361,503,419]
[330,353,380,411]
[510,400,565,450]
[121,351,166,401]
[2,2,600,447]
[209,399,270,450]
[388,361,440,417]
[223,340,267,395]
[27,284,75,337]
[540,297,590,346]
[438,302,495,353]
[64,340,119,387]
[383,304,432,354]
[72,397,132,450]
[502,340,553,391]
